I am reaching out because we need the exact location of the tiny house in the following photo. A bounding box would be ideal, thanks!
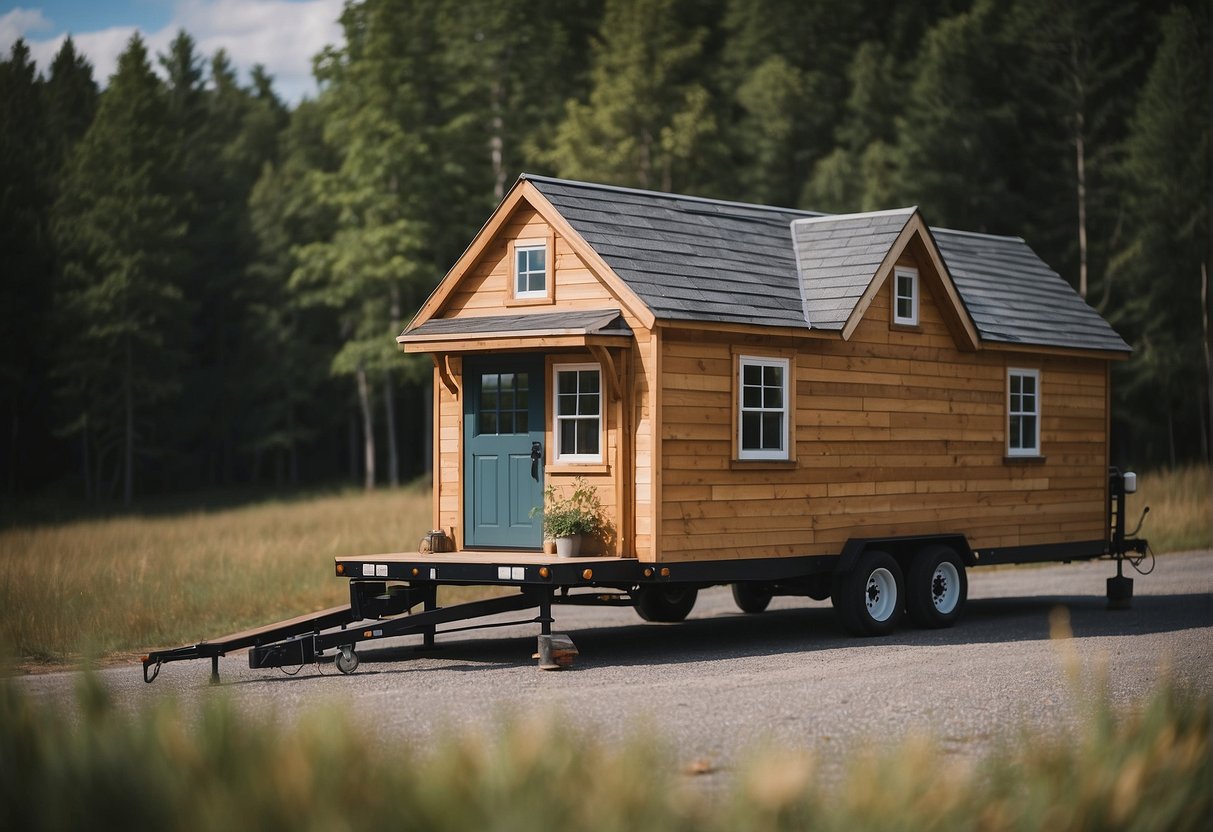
[145,175,1148,680]
[402,175,1127,566]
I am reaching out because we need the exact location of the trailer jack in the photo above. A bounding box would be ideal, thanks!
[1107,468,1151,611]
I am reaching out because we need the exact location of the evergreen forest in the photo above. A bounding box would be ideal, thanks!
[1,0,1209,505]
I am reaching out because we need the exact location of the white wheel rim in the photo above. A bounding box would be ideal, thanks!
[931,562,961,614]
[865,567,897,622]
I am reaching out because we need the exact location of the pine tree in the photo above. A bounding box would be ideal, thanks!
[246,100,337,486]
[52,34,186,505]
[1112,6,1211,465]
[891,0,1025,233]
[0,40,50,496]
[1008,0,1151,299]
[547,0,718,193]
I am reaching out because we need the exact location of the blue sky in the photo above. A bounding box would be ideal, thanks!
[0,0,343,103]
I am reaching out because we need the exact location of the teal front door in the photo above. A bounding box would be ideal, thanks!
[464,356,545,548]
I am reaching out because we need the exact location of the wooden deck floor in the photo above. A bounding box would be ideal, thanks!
[334,550,629,566]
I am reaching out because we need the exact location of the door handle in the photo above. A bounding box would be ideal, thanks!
[530,441,542,480]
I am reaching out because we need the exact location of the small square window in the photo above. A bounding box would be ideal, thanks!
[893,266,919,326]
[514,243,547,298]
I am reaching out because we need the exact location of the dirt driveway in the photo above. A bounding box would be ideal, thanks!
[16,550,1212,782]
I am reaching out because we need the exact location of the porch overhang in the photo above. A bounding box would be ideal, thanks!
[398,308,633,354]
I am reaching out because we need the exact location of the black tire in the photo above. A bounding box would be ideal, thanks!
[632,584,699,622]
[906,544,968,628]
[731,582,773,614]
[831,549,904,636]
[335,647,359,675]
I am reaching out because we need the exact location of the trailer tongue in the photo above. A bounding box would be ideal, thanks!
[142,579,564,684]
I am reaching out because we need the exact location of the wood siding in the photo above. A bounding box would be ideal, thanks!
[430,201,652,559]
[658,253,1109,562]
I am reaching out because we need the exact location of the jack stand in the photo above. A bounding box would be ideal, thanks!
[210,655,221,684]
[1107,558,1133,610]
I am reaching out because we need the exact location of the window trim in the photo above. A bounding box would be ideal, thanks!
[506,234,556,306]
[552,362,604,464]
[1006,368,1041,457]
[736,354,792,462]
[893,265,919,326]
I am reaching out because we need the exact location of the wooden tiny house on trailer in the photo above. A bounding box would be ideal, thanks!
[404,175,1127,566]
[144,175,1150,681]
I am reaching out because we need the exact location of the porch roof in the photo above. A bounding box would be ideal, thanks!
[399,308,632,353]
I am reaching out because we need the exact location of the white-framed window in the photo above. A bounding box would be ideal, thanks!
[553,363,601,463]
[514,240,547,298]
[893,266,919,325]
[1007,368,1041,456]
[738,356,790,460]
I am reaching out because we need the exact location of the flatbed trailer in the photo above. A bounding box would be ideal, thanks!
[142,470,1149,684]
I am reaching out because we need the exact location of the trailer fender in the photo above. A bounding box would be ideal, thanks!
[838,535,975,575]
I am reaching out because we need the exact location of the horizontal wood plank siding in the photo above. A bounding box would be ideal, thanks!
[658,254,1109,562]
[431,202,652,559]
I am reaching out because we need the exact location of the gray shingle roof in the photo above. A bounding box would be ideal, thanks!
[404,308,630,339]
[524,175,1129,354]
[791,209,916,330]
[931,229,1129,352]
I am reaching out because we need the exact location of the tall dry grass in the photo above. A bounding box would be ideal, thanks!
[0,486,434,661]
[1131,465,1212,553]
[0,671,1207,831]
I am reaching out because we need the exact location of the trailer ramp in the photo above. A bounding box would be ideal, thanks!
[143,603,359,683]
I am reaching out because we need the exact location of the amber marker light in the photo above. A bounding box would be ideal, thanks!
[660,567,670,577]
[643,568,653,577]
[539,567,551,579]
[363,630,373,638]
[336,563,345,575]
[582,569,593,581]
[411,567,420,577]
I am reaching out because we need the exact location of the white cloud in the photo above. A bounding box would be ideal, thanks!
[0,7,53,45]
[3,0,342,104]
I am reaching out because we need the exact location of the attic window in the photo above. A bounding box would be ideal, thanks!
[893,266,919,326]
[514,241,547,298]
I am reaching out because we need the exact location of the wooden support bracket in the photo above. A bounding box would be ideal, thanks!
[433,354,460,397]
[589,345,622,401]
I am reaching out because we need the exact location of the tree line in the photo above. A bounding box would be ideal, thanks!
[1,0,1208,505]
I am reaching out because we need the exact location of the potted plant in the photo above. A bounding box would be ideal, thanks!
[534,478,602,557]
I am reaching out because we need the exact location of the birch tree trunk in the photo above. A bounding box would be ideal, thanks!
[123,336,134,507]
[383,372,399,487]
[356,362,376,490]
[490,79,506,202]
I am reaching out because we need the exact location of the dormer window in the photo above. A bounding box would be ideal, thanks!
[893,266,919,326]
[514,241,547,298]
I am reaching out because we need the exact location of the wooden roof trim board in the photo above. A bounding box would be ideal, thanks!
[406,180,653,334]
[409,183,530,330]
[402,333,630,354]
[519,181,657,330]
[838,212,981,351]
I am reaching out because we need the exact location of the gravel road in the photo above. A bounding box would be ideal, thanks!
[16,550,1212,782]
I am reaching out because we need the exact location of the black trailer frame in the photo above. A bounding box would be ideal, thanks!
[143,469,1149,683]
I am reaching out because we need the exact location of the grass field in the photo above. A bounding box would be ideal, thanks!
[0,484,437,662]
[1131,465,1212,554]
[0,671,1207,831]
[0,466,1208,664]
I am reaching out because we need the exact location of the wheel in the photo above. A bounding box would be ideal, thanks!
[731,582,773,614]
[831,549,904,636]
[335,646,359,675]
[632,584,699,622]
[906,544,967,628]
